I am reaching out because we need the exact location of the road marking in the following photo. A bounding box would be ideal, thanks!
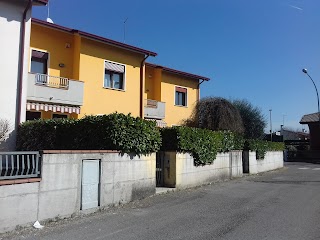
[298,167,310,170]
[312,168,320,170]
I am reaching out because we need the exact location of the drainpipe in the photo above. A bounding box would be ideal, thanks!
[140,54,150,118]
[197,79,205,101]
[16,0,32,129]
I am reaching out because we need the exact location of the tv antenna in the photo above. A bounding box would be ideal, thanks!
[123,17,128,43]
[46,1,54,23]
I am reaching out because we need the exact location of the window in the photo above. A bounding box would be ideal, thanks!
[175,87,187,106]
[104,61,125,90]
[26,111,41,121]
[31,50,48,74]
[52,114,68,119]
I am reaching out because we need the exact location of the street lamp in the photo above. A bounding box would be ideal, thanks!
[269,109,272,142]
[302,69,320,123]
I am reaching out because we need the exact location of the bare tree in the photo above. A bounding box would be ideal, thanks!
[0,119,10,143]
[183,97,244,134]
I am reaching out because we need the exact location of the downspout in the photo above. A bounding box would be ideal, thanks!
[16,0,32,129]
[197,79,205,101]
[140,54,150,118]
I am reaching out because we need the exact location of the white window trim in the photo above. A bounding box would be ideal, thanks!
[174,85,188,107]
[29,47,50,75]
[102,60,126,91]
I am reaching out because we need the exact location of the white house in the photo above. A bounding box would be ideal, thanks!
[0,0,47,150]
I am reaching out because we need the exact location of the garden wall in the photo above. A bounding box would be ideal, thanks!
[0,151,155,233]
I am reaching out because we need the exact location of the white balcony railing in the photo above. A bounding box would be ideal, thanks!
[34,73,69,89]
[27,73,84,106]
[144,99,166,120]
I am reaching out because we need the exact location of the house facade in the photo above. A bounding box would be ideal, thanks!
[0,0,47,150]
[27,19,210,126]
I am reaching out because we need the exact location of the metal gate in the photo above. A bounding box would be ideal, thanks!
[81,160,100,210]
[156,152,164,187]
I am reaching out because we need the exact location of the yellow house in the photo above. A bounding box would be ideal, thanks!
[27,18,156,120]
[27,19,210,126]
[145,63,210,126]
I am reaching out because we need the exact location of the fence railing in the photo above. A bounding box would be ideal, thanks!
[35,73,69,89]
[0,152,41,180]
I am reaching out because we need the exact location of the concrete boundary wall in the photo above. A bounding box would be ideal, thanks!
[0,152,155,233]
[248,151,284,174]
[163,151,243,189]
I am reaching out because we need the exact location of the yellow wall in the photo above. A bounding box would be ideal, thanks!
[30,24,76,79]
[161,72,199,126]
[78,38,144,118]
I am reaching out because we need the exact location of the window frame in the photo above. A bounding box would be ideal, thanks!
[26,111,42,121]
[30,48,50,75]
[103,60,126,91]
[174,86,188,107]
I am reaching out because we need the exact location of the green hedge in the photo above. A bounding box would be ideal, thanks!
[246,140,285,159]
[161,126,244,165]
[17,113,161,155]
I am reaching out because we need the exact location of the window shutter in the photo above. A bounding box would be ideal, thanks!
[32,50,48,59]
[105,61,125,73]
[176,86,187,93]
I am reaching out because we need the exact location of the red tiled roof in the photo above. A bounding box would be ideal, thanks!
[31,18,157,57]
[146,62,210,81]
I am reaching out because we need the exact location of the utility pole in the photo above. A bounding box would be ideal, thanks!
[269,109,272,142]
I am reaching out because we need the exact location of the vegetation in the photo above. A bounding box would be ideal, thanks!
[17,113,161,155]
[246,139,285,159]
[161,126,244,165]
[0,119,10,143]
[183,97,244,134]
[232,99,266,139]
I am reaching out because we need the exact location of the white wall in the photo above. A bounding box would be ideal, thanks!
[249,151,284,174]
[0,152,156,233]
[0,1,31,150]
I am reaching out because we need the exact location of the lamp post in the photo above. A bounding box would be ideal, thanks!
[269,109,272,142]
[302,69,320,123]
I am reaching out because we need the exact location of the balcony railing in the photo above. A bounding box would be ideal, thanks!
[144,99,166,120]
[0,152,41,180]
[27,73,84,106]
[35,73,69,89]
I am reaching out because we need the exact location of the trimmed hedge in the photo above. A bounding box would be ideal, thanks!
[17,113,161,155]
[246,139,285,159]
[161,126,244,165]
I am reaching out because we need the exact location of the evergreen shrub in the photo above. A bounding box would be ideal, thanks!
[161,126,244,166]
[17,113,161,155]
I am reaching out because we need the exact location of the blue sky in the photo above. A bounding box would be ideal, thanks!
[32,0,320,132]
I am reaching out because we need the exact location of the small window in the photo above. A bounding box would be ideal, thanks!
[104,61,125,90]
[26,111,41,121]
[52,114,68,119]
[31,50,48,74]
[175,87,187,106]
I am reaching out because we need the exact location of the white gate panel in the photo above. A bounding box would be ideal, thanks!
[82,160,100,210]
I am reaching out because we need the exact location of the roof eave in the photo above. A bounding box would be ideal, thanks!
[31,18,157,57]
[146,62,210,81]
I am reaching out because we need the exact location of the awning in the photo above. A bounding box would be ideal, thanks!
[145,118,167,128]
[26,102,80,114]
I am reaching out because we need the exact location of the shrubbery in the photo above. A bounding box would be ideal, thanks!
[161,126,244,165]
[246,139,285,159]
[17,113,161,155]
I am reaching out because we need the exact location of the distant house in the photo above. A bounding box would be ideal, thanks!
[280,128,309,141]
[300,113,320,150]
[0,0,47,150]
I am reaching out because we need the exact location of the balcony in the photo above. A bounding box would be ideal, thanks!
[27,73,84,106]
[144,99,165,120]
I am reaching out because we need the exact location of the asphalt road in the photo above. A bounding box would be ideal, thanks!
[2,162,320,240]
